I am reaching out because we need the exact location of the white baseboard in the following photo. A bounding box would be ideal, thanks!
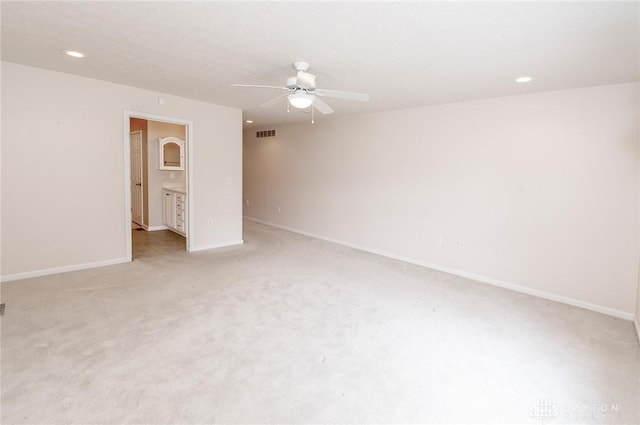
[244,216,635,321]
[189,240,244,252]
[146,225,169,231]
[1,258,130,283]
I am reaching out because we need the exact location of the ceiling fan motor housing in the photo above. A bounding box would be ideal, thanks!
[293,61,309,72]
[286,77,298,89]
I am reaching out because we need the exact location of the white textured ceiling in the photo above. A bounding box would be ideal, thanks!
[2,1,638,126]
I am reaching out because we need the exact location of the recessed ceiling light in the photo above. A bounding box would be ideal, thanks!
[62,50,85,58]
[245,120,254,124]
[515,76,533,83]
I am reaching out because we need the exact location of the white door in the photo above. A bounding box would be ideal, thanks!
[130,130,144,225]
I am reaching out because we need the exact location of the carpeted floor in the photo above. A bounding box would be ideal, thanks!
[2,220,639,424]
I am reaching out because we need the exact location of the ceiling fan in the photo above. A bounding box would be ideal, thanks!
[231,61,370,116]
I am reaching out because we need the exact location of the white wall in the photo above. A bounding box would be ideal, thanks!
[637,109,640,337]
[244,83,639,318]
[1,62,243,279]
[637,266,640,338]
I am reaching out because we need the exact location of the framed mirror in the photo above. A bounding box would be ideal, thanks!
[159,137,185,170]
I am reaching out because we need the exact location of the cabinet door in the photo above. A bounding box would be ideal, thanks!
[159,137,185,170]
[163,191,175,228]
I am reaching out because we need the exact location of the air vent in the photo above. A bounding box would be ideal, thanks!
[256,130,276,138]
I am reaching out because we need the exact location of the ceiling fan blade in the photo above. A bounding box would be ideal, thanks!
[296,71,316,89]
[314,89,370,102]
[260,94,288,109]
[230,84,290,91]
[311,95,334,114]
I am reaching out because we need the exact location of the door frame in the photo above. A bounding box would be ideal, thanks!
[129,129,144,227]
[123,111,194,260]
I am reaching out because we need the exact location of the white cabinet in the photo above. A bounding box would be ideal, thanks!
[163,191,175,229]
[163,189,187,236]
[158,137,185,170]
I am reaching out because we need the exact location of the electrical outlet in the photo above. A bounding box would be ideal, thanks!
[245,199,250,205]
[225,177,232,185]
[207,218,213,225]
[170,172,176,179]
[458,241,465,249]
[435,236,443,246]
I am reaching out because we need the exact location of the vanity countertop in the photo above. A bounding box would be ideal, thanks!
[162,183,187,194]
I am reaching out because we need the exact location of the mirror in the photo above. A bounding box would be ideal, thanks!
[159,137,185,170]
[163,143,181,167]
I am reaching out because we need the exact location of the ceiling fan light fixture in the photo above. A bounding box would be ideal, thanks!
[288,92,313,109]
[231,61,368,119]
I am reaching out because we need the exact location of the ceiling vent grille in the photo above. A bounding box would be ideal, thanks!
[256,130,276,138]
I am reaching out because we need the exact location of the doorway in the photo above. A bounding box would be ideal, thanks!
[124,111,194,261]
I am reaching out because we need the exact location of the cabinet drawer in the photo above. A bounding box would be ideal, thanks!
[175,193,186,203]
[176,201,185,211]
[175,220,185,232]
[176,210,184,221]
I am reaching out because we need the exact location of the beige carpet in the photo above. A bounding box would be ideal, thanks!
[2,220,639,424]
